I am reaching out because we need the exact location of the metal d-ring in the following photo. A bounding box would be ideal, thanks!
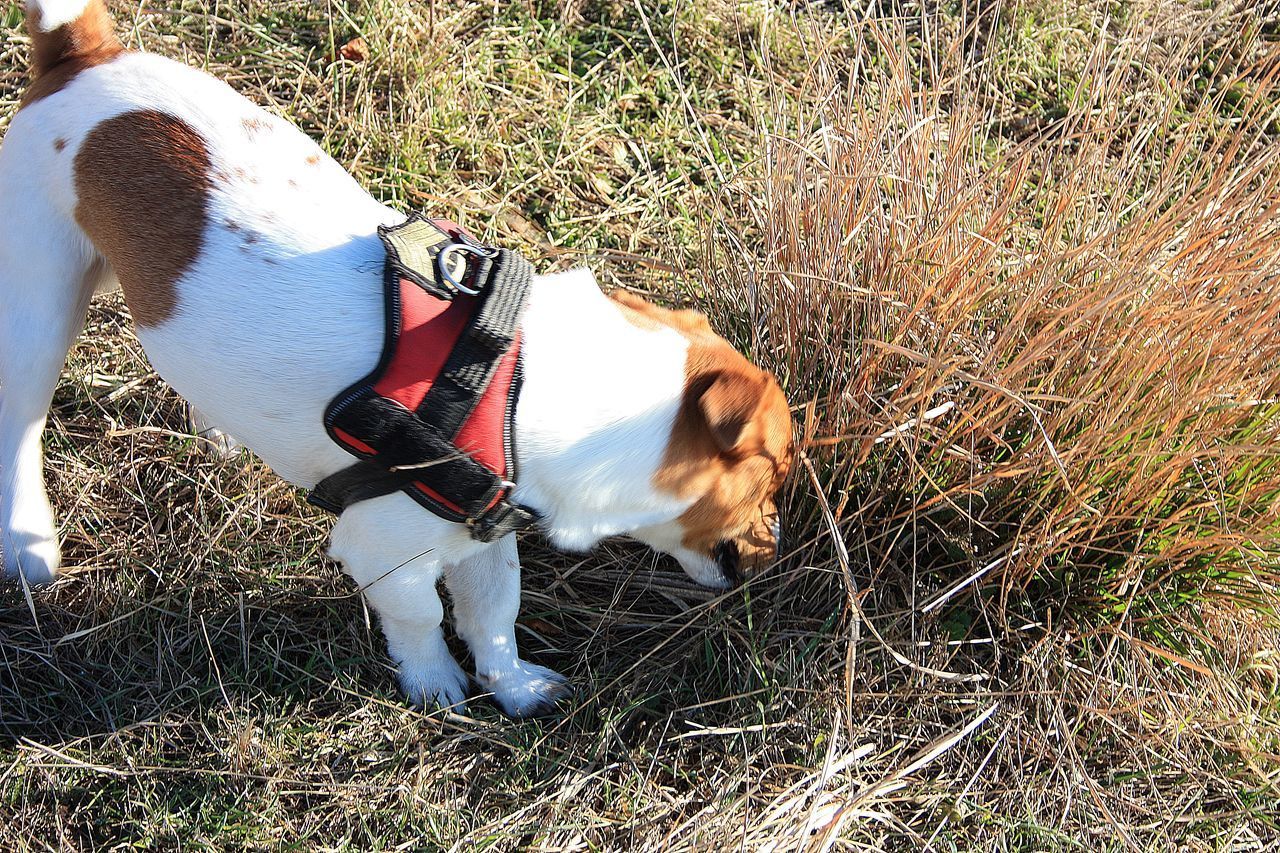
[437,240,497,296]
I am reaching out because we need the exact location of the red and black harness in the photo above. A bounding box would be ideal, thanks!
[308,215,540,542]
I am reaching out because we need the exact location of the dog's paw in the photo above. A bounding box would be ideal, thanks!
[479,661,573,718]
[397,655,471,713]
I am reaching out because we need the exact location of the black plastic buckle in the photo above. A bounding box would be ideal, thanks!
[468,498,540,542]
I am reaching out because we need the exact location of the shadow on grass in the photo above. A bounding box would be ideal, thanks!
[0,529,827,740]
[0,528,850,845]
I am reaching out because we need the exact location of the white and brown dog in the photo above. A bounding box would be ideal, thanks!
[0,0,794,716]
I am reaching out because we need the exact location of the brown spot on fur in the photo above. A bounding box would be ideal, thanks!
[225,167,259,185]
[241,116,269,136]
[53,138,66,151]
[629,290,793,574]
[611,290,713,335]
[74,110,212,327]
[305,154,320,166]
[22,1,124,107]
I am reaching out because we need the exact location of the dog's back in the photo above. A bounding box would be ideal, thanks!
[0,0,401,581]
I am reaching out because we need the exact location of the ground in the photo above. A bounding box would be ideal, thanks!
[1,0,1279,849]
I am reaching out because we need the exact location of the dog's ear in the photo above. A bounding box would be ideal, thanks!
[697,369,767,453]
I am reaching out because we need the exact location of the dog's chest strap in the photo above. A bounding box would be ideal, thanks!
[309,215,539,542]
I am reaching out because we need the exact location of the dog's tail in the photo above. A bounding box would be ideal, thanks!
[24,0,121,79]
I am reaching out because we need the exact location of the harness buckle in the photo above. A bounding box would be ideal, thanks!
[466,497,541,543]
[437,240,499,296]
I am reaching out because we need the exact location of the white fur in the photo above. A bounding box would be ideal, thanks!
[0,46,720,714]
[26,0,93,32]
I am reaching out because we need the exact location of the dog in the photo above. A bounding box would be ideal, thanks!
[0,0,794,717]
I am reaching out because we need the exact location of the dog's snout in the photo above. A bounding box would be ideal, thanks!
[713,539,742,584]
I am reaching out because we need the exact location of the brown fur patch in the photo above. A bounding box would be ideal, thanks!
[73,110,213,327]
[630,290,793,572]
[53,138,67,151]
[305,154,320,166]
[658,346,792,564]
[22,2,124,106]
[611,290,713,335]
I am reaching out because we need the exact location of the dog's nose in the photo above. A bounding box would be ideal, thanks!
[713,539,742,584]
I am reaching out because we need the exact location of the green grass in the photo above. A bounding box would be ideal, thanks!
[2,0,1280,848]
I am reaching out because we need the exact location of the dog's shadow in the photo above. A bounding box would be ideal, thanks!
[0,527,750,746]
[0,556,380,742]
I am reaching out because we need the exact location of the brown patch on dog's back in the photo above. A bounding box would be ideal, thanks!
[22,1,124,107]
[74,110,213,327]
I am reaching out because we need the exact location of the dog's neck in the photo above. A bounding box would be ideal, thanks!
[511,270,695,551]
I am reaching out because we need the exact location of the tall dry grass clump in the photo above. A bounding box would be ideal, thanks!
[705,16,1280,608]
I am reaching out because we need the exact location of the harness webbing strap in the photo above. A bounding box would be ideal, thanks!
[469,497,541,542]
[417,247,532,438]
[309,458,538,543]
[323,394,504,494]
[378,216,458,299]
[308,460,419,515]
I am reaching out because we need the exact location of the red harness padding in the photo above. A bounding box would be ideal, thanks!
[309,216,539,542]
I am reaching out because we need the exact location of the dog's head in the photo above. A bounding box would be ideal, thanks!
[612,292,795,587]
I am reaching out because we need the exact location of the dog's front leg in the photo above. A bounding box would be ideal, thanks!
[445,536,571,718]
[328,500,470,712]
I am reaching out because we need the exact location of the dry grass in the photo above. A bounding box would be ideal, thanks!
[712,4,1280,599]
[2,0,1279,849]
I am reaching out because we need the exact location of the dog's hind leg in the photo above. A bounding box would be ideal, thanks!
[0,187,100,585]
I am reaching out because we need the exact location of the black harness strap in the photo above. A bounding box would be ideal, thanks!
[309,458,539,543]
[308,460,419,515]
[416,248,532,437]
[321,395,504,492]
